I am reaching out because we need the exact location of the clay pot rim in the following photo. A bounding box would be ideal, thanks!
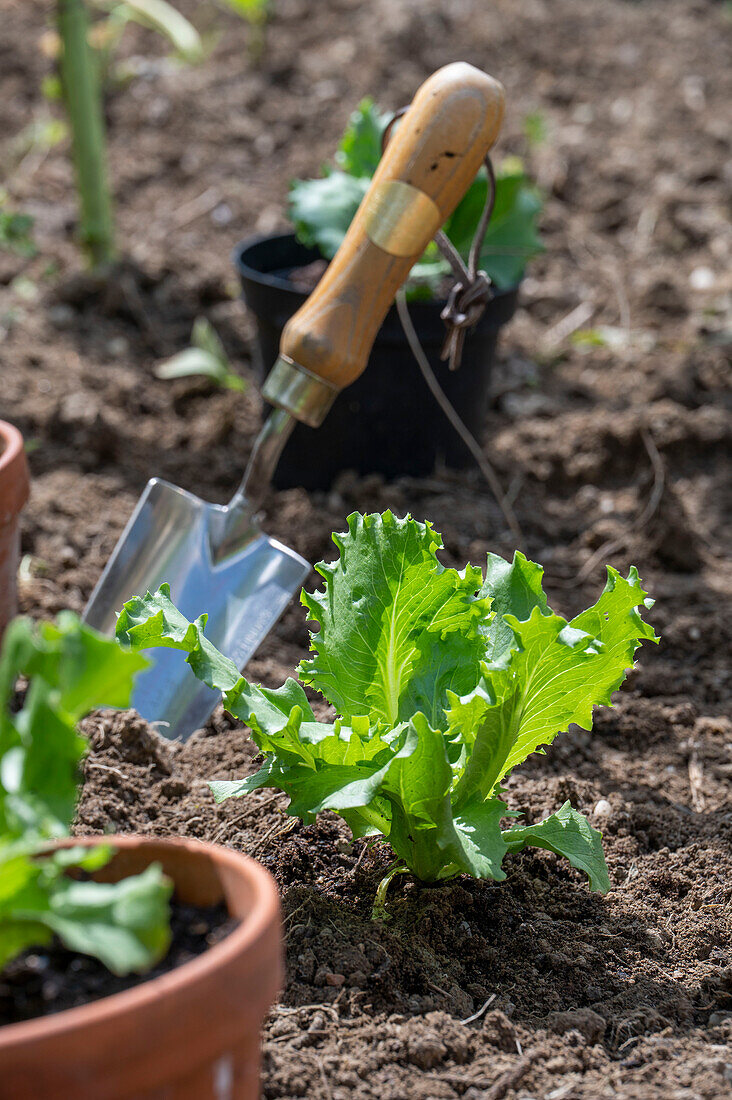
[0,834,279,1049]
[0,420,25,477]
[0,419,30,519]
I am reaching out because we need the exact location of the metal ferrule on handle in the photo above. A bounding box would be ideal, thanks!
[262,355,339,427]
[261,62,505,428]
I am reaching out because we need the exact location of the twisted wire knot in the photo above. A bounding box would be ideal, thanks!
[439,270,493,371]
[382,110,497,373]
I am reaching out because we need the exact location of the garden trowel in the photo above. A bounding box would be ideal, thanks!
[84,62,505,739]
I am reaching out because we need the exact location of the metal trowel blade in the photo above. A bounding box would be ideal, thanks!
[83,476,309,740]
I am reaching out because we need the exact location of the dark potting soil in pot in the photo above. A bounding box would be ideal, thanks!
[0,900,237,1027]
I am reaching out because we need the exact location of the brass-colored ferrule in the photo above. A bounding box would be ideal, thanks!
[261,355,338,428]
[362,179,442,257]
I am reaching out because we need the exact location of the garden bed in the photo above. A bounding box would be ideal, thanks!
[2,0,731,1096]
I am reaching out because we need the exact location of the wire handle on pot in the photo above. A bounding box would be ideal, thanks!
[382,111,497,372]
[383,110,522,545]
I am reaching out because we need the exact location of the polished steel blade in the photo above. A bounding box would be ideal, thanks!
[84,476,309,740]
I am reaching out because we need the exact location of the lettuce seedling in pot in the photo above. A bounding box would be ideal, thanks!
[0,614,172,974]
[117,512,657,914]
[289,100,544,296]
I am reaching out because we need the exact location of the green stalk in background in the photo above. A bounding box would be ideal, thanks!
[58,0,115,266]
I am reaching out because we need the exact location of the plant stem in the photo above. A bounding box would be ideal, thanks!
[58,0,115,266]
[371,861,409,920]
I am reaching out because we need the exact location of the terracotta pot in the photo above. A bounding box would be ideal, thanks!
[0,835,282,1100]
[0,420,30,641]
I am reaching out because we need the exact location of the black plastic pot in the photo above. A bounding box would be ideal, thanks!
[235,233,519,491]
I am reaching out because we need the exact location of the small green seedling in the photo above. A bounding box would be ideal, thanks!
[522,110,548,149]
[289,100,544,295]
[91,0,205,68]
[0,614,172,975]
[0,200,36,259]
[155,317,246,391]
[117,512,657,915]
[219,0,270,61]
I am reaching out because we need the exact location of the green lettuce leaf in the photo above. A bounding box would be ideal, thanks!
[213,680,405,827]
[503,802,610,893]
[1,611,170,974]
[0,612,149,723]
[336,97,388,177]
[452,560,658,808]
[445,682,517,806]
[1,615,148,840]
[299,511,490,727]
[0,844,172,975]
[42,862,172,975]
[223,678,316,748]
[380,714,456,881]
[116,588,405,835]
[116,582,241,693]
[288,172,369,260]
[480,550,548,663]
[1,679,86,838]
[453,797,512,881]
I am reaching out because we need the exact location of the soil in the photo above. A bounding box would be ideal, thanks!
[0,898,235,1027]
[1,0,731,1097]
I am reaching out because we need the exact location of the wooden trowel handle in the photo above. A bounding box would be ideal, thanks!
[261,62,505,427]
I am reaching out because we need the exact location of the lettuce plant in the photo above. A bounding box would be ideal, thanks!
[0,614,172,975]
[289,100,544,294]
[117,512,657,912]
